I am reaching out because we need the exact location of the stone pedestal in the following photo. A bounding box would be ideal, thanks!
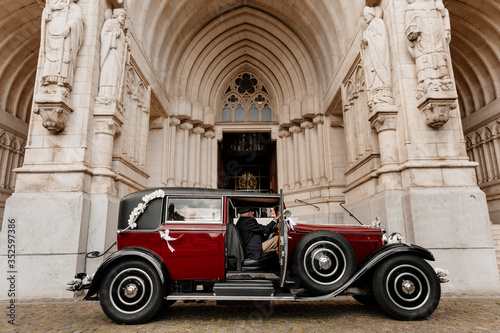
[346,187,500,292]
[85,194,120,275]
[0,192,91,298]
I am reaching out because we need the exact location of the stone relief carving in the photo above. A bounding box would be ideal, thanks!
[0,130,26,190]
[118,65,151,169]
[34,0,84,133]
[342,65,380,166]
[361,6,395,111]
[405,0,457,129]
[465,120,500,185]
[98,8,128,101]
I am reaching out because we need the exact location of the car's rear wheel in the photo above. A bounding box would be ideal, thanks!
[372,255,440,320]
[99,259,164,324]
[293,230,356,295]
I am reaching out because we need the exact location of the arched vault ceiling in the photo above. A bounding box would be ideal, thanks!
[0,0,42,122]
[126,0,359,107]
[445,0,500,116]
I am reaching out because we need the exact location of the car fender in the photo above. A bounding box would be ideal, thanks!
[84,247,169,300]
[296,243,435,301]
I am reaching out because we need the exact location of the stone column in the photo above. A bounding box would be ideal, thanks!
[192,124,204,187]
[179,120,193,187]
[472,145,484,184]
[289,124,302,188]
[167,116,180,186]
[314,115,328,184]
[301,119,314,186]
[370,108,401,191]
[91,115,121,194]
[205,128,216,188]
[279,127,291,190]
[492,138,500,180]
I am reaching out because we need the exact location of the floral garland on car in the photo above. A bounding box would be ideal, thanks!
[127,189,165,229]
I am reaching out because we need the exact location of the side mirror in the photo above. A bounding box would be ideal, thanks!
[283,209,292,218]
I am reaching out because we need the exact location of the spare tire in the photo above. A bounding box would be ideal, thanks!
[293,230,356,295]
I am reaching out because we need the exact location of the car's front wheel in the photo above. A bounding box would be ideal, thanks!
[372,255,440,320]
[99,259,164,324]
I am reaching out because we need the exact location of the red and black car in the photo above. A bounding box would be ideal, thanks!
[70,188,448,324]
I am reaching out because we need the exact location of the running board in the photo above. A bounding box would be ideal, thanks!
[165,294,295,301]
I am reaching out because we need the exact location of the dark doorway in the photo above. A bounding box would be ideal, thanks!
[218,132,277,193]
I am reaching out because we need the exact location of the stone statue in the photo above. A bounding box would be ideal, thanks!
[405,0,452,98]
[361,6,394,110]
[40,0,84,94]
[98,8,127,99]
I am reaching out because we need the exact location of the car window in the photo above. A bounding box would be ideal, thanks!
[165,197,222,223]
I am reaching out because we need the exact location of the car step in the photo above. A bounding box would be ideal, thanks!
[214,280,274,297]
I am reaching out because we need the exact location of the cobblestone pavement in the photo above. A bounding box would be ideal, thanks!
[1,294,500,332]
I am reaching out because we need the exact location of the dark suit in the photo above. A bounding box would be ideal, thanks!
[237,216,277,260]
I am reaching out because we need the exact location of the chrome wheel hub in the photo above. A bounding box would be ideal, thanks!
[315,252,332,270]
[401,279,416,295]
[124,284,138,298]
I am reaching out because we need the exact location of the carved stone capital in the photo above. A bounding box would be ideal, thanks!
[204,128,215,139]
[289,124,302,134]
[368,104,398,133]
[179,120,193,131]
[418,98,457,129]
[95,118,121,136]
[192,124,204,135]
[370,114,397,133]
[169,116,181,127]
[279,127,291,138]
[300,119,314,130]
[313,114,325,125]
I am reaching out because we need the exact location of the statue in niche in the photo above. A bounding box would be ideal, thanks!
[98,8,128,100]
[40,0,84,95]
[361,6,394,111]
[405,0,452,99]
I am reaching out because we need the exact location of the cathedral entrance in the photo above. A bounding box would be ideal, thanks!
[218,132,277,193]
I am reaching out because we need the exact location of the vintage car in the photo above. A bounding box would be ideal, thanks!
[69,188,448,324]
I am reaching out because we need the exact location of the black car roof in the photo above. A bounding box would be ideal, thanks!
[122,187,281,203]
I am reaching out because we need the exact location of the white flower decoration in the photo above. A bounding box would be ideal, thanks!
[127,189,165,229]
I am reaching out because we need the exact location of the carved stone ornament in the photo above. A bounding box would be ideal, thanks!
[33,102,73,133]
[33,88,74,133]
[418,98,456,129]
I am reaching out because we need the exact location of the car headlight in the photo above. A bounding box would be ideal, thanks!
[387,232,406,245]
